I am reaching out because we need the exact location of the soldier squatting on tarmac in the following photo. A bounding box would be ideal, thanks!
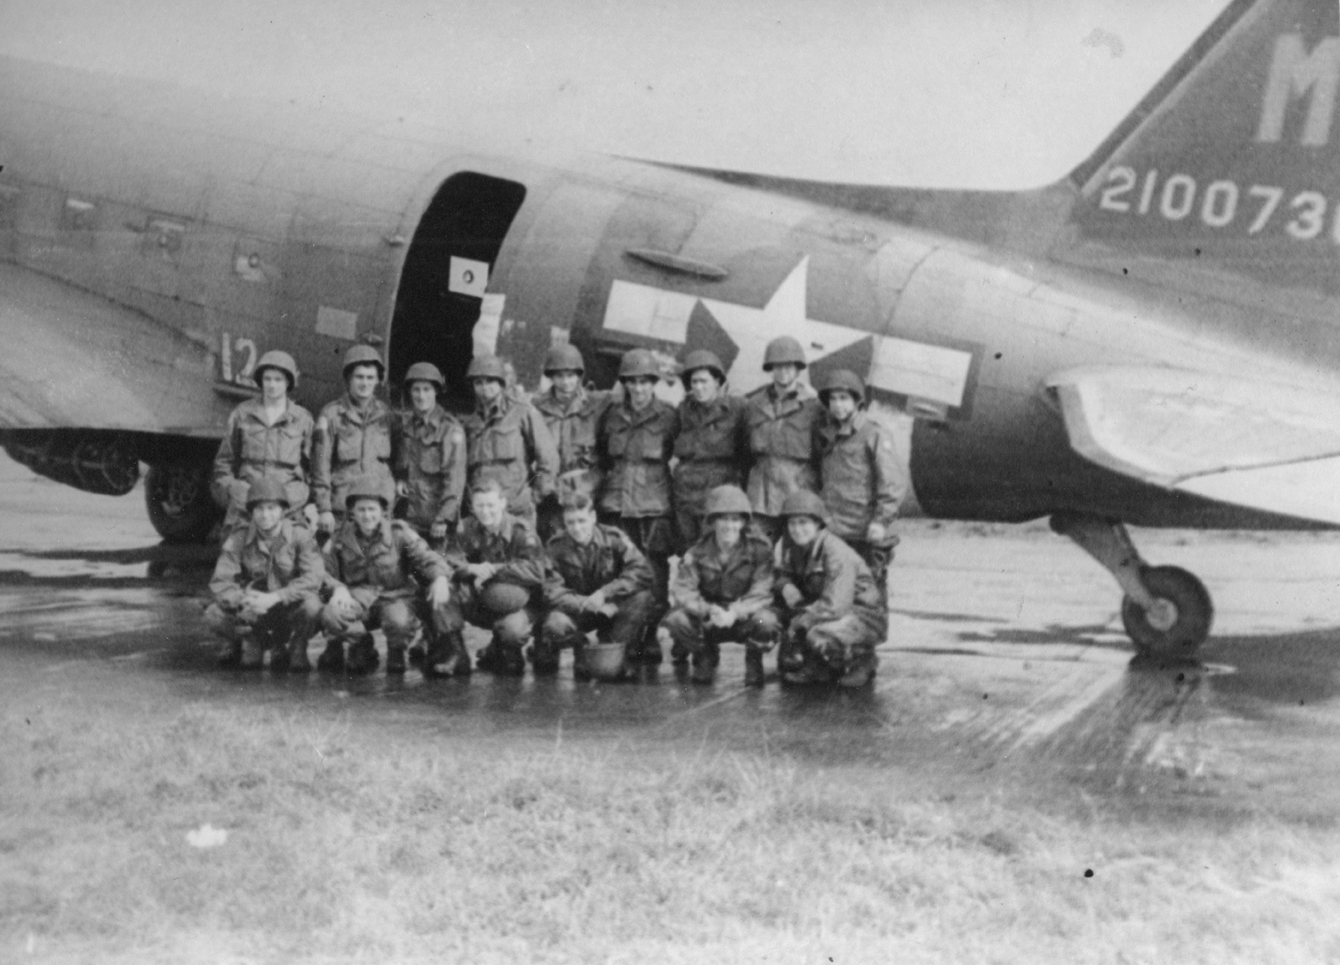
[204,336,907,689]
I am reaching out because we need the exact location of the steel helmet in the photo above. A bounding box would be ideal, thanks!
[679,349,726,387]
[779,490,829,527]
[617,348,661,381]
[245,475,291,510]
[702,484,753,520]
[817,368,866,402]
[763,336,807,371]
[466,354,508,383]
[543,344,586,376]
[254,350,299,390]
[403,361,445,389]
[342,344,385,381]
[344,476,390,510]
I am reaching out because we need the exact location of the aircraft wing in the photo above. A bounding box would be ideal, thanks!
[1049,366,1340,526]
[0,262,233,437]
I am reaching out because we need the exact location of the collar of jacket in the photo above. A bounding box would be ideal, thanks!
[683,394,732,416]
[536,386,590,417]
[340,394,385,423]
[240,397,299,426]
[823,409,865,439]
[345,518,393,553]
[244,519,294,553]
[619,398,666,426]
[472,513,519,542]
[475,394,513,423]
[696,530,752,562]
[408,405,448,430]
[784,529,831,566]
[770,381,814,402]
[557,523,612,553]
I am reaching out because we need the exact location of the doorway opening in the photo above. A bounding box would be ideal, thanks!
[388,172,527,411]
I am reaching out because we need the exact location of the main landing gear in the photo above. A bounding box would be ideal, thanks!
[145,460,220,543]
[1049,512,1213,661]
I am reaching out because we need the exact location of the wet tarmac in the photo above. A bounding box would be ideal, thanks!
[4,451,1340,820]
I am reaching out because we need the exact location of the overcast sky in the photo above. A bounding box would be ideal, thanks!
[0,0,1228,190]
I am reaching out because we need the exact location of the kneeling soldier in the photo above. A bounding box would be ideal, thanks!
[770,491,886,688]
[539,493,655,680]
[660,485,777,687]
[442,479,548,676]
[319,477,453,675]
[205,476,324,671]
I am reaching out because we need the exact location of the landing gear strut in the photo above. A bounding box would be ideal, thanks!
[1050,512,1213,660]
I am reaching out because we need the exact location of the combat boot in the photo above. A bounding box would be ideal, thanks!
[316,640,345,673]
[572,641,592,681]
[474,642,501,674]
[496,640,527,677]
[743,646,765,688]
[423,631,466,678]
[528,638,560,676]
[776,634,806,677]
[346,633,379,675]
[238,634,264,670]
[268,641,292,674]
[216,639,242,668]
[669,634,689,666]
[476,640,524,676]
[288,635,312,673]
[780,647,830,686]
[837,652,877,689]
[449,632,472,678]
[385,642,407,675]
[690,642,718,685]
[640,626,663,666]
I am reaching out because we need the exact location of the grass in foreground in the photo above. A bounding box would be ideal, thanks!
[2,699,1339,965]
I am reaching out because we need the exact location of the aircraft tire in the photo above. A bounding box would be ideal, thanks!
[144,462,220,543]
[1120,565,1213,661]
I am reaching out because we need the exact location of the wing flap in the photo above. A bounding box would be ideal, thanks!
[0,262,233,437]
[1049,366,1340,525]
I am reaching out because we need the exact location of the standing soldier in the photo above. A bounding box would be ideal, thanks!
[463,354,559,531]
[211,350,315,533]
[318,478,454,676]
[442,479,549,676]
[397,361,467,549]
[745,336,823,543]
[596,348,679,665]
[672,350,751,547]
[313,345,400,541]
[659,485,778,687]
[770,491,885,688]
[532,344,611,543]
[814,369,907,608]
[538,493,655,680]
[204,476,324,671]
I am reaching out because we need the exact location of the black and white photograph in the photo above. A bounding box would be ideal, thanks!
[2,0,1339,961]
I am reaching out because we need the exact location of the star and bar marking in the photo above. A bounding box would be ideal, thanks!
[601,255,975,409]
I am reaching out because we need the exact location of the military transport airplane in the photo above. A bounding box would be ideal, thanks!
[0,0,1335,660]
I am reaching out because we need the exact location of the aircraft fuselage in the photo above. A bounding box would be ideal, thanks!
[0,51,1330,533]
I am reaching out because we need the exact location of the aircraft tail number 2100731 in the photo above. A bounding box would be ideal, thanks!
[0,0,1336,659]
